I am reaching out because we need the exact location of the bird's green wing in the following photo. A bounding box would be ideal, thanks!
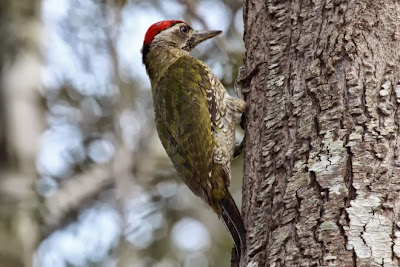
[153,55,218,205]
[153,56,245,256]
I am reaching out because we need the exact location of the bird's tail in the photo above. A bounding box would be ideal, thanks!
[219,190,246,260]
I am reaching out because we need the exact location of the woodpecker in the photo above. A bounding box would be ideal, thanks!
[141,20,246,258]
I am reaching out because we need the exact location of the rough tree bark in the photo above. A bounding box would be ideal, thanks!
[241,0,400,266]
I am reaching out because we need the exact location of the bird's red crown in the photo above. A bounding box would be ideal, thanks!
[143,20,188,47]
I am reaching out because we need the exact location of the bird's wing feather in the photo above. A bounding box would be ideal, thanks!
[154,56,245,257]
[153,55,215,204]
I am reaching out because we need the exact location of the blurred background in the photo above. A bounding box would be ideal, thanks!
[0,0,245,266]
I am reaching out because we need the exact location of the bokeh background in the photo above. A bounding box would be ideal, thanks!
[0,0,245,266]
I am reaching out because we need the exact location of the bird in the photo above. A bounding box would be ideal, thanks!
[141,20,246,259]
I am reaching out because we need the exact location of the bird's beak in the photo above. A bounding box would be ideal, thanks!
[191,30,222,46]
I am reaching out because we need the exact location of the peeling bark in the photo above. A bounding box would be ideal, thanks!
[241,0,400,266]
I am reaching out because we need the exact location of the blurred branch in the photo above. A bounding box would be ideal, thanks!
[0,72,7,165]
[0,1,43,267]
[179,0,229,60]
[44,164,115,232]
[179,0,208,28]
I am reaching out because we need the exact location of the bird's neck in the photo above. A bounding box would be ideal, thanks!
[144,47,189,88]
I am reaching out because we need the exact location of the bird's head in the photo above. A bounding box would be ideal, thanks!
[141,20,222,65]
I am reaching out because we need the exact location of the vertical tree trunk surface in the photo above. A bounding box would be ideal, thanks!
[241,0,400,266]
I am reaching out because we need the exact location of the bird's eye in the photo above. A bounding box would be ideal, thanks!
[180,25,188,34]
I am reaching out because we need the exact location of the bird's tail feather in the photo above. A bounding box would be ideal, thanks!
[220,190,246,259]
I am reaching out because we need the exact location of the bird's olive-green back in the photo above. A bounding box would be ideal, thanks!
[153,55,216,204]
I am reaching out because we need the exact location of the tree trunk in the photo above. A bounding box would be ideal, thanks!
[0,1,43,267]
[241,0,400,266]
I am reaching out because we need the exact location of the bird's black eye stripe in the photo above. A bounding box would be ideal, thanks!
[180,25,188,34]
